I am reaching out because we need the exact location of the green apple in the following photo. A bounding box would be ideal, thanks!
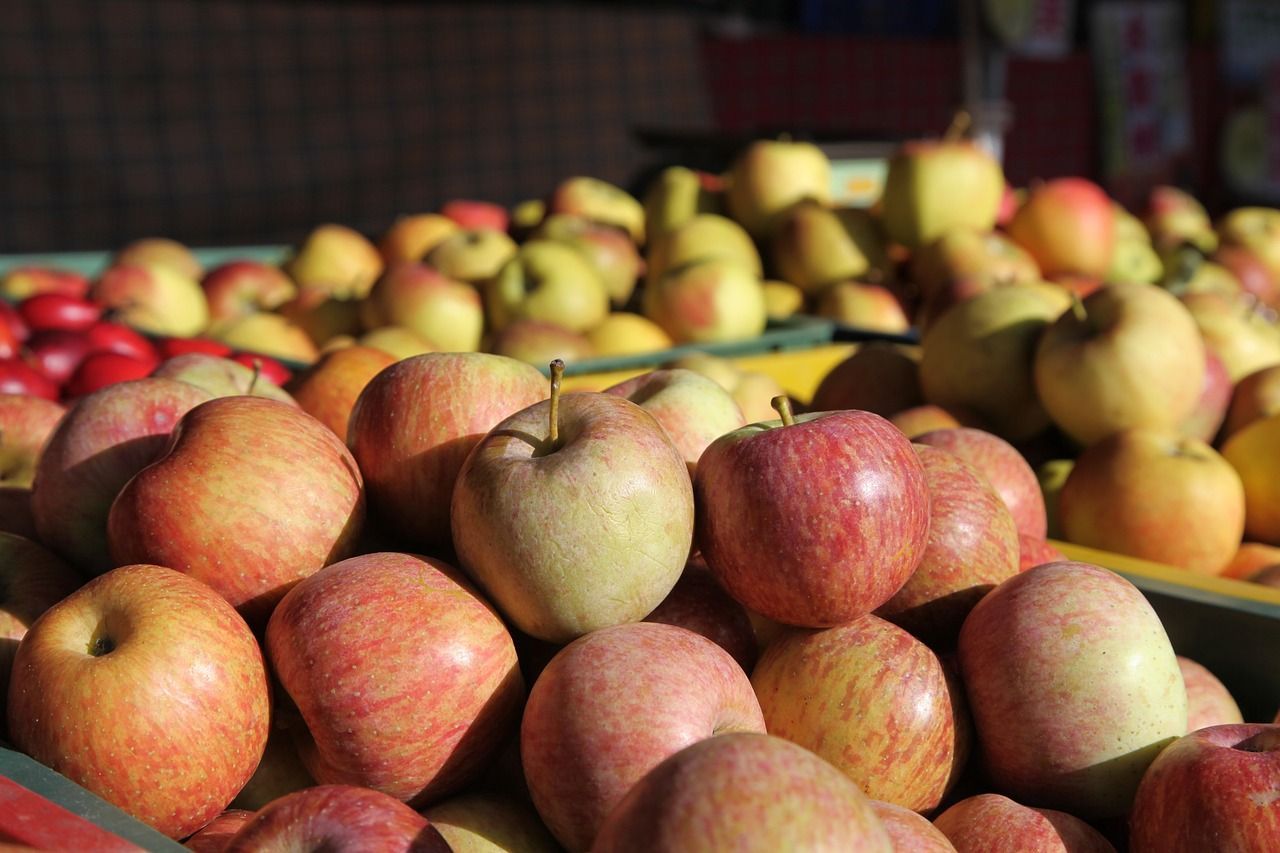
[1145,186,1217,253]
[534,213,642,307]
[360,262,484,352]
[549,177,646,243]
[645,213,761,289]
[1218,207,1280,284]
[1181,290,1280,382]
[92,264,210,338]
[771,203,889,294]
[1108,237,1164,284]
[425,229,518,285]
[725,138,832,239]
[285,224,384,300]
[485,240,609,333]
[881,138,1004,249]
[643,258,767,344]
[642,165,721,241]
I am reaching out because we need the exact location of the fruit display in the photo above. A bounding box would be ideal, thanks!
[3,127,1280,852]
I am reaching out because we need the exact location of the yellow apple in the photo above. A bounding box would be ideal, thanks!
[285,224,384,299]
[586,313,674,356]
[725,139,832,239]
[643,258,767,344]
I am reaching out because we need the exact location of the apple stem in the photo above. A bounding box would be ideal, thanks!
[548,359,565,445]
[247,358,262,396]
[944,110,972,142]
[1070,293,1088,323]
[771,395,796,426]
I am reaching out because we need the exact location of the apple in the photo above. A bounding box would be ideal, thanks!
[604,368,746,475]
[426,228,519,285]
[870,800,956,852]
[520,622,767,850]
[643,257,767,344]
[915,427,1048,540]
[266,552,523,804]
[185,810,255,853]
[0,267,89,301]
[1058,429,1245,575]
[642,165,722,241]
[1007,178,1115,278]
[360,261,483,352]
[1129,724,1280,852]
[1180,347,1231,442]
[932,793,1116,852]
[1222,541,1280,579]
[1180,290,1280,383]
[7,564,270,839]
[762,279,805,319]
[644,213,761,288]
[200,260,297,327]
[1250,564,1280,587]
[1145,185,1217,253]
[18,292,101,333]
[378,212,460,264]
[64,351,159,397]
[156,336,233,359]
[771,202,889,294]
[548,175,645,243]
[890,403,985,437]
[535,213,643,306]
[913,228,1042,329]
[484,240,609,334]
[1222,413,1280,544]
[212,311,319,364]
[441,198,510,232]
[1213,244,1280,307]
[231,352,293,386]
[114,236,202,280]
[31,377,213,573]
[695,400,929,627]
[0,394,66,488]
[0,358,56,400]
[815,280,911,333]
[1037,458,1073,539]
[452,368,693,642]
[809,342,922,416]
[726,138,832,239]
[0,313,18,359]
[229,722,315,811]
[422,792,560,853]
[585,312,674,356]
[920,283,1065,441]
[22,331,92,386]
[284,223,384,299]
[92,264,209,338]
[1019,534,1066,571]
[876,444,1020,647]
[222,785,450,852]
[84,320,158,363]
[644,557,758,673]
[358,324,436,359]
[283,345,396,443]
[487,319,595,366]
[1218,207,1280,283]
[730,371,790,423]
[1178,656,1244,731]
[1226,365,1280,440]
[958,561,1187,817]
[1035,282,1205,446]
[1106,232,1164,285]
[752,615,968,810]
[591,732,892,852]
[151,352,296,405]
[511,198,546,238]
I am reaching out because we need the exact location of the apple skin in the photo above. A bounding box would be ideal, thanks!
[915,427,1048,541]
[65,351,160,397]
[422,792,560,853]
[1058,429,1245,575]
[201,260,297,326]
[642,165,723,242]
[876,445,1020,648]
[107,396,366,626]
[535,213,643,307]
[0,487,38,538]
[882,139,1005,250]
[1145,185,1217,254]
[771,202,889,294]
[283,345,396,443]
[285,223,384,300]
[958,561,1187,817]
[1178,656,1244,731]
[932,793,1116,852]
[361,261,484,352]
[751,615,968,811]
[114,236,203,280]
[643,257,768,344]
[229,721,316,811]
[520,622,767,851]
[603,368,746,476]
[1222,541,1280,579]
[870,800,957,852]
[358,324,436,359]
[1129,724,1280,852]
[891,404,986,439]
[185,809,255,853]
[1214,243,1280,308]
[24,329,94,386]
[1180,291,1280,384]
[0,355,65,400]
[378,212,460,264]
[485,239,609,334]
[644,557,758,673]
[0,394,67,488]
[19,292,102,334]
[1222,413,1280,544]
[644,213,762,288]
[696,409,929,627]
[488,319,595,366]
[212,312,320,365]
[815,281,911,334]
[0,267,89,301]
[1218,207,1280,283]
[1224,363,1280,440]
[427,228,520,285]
[7,564,270,839]
[1180,347,1232,443]
[223,785,450,852]
[151,352,297,405]
[1035,282,1207,446]
[585,312,674,356]
[32,377,214,573]
[912,227,1042,327]
[442,199,510,232]
[92,264,210,338]
[549,176,646,243]
[809,341,922,416]
[1019,534,1066,571]
[452,392,694,643]
[85,320,159,363]
[591,732,892,853]
[1007,178,1116,279]
[266,552,523,805]
[725,139,832,239]
[347,352,547,553]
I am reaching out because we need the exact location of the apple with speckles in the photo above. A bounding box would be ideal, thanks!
[644,557,759,673]
[932,794,1115,852]
[1178,657,1244,731]
[870,800,957,852]
[915,427,1047,540]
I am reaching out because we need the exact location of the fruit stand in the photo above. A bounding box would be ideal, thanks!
[5,1,1280,851]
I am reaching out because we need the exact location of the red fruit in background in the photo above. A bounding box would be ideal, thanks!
[155,337,233,359]
[24,330,94,386]
[0,317,17,360]
[185,810,255,853]
[231,352,293,386]
[1008,177,1116,279]
[0,359,58,400]
[1214,244,1280,309]
[933,793,1116,852]
[84,321,159,363]
[441,199,511,232]
[19,293,102,333]
[64,352,157,398]
[0,267,90,300]
[0,301,30,344]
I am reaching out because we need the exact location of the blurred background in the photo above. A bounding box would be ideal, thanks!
[1,0,1276,252]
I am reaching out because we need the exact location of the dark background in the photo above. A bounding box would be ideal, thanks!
[0,0,1256,252]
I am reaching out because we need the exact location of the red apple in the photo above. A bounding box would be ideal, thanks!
[0,300,28,344]
[915,427,1048,540]
[752,615,969,811]
[284,345,396,443]
[520,622,766,850]
[1214,244,1280,309]
[24,329,94,386]
[958,562,1187,817]
[933,793,1116,852]
[890,403,986,438]
[65,351,161,398]
[31,377,213,573]
[1007,178,1116,279]
[266,552,523,805]
[7,564,270,839]
[0,316,17,360]
[1180,347,1231,443]
[155,337,233,359]
[92,264,209,338]
[229,352,293,386]
[222,785,450,852]
[1019,534,1066,571]
[808,341,923,417]
[870,800,956,852]
[18,293,101,333]
[876,444,1020,647]
[84,320,158,363]
[151,353,296,405]
[1178,656,1245,731]
[360,261,483,353]
[107,396,365,626]
[201,260,297,326]
[695,402,930,627]
[1129,724,1280,852]
[592,732,892,852]
[442,199,510,232]
[0,358,58,400]
[644,558,758,673]
[0,267,90,301]
[185,809,255,853]
[0,393,67,488]
[378,213,460,264]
